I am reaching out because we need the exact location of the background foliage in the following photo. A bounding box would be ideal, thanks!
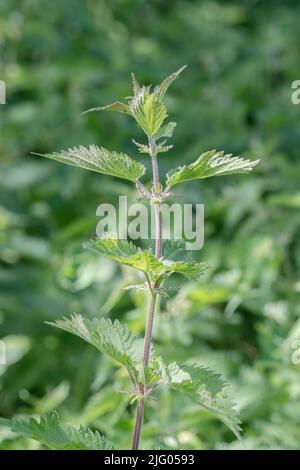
[1,0,300,450]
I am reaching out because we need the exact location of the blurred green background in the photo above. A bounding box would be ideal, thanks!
[1,0,300,450]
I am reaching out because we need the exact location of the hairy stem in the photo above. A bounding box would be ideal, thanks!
[142,291,158,365]
[131,136,162,450]
[131,399,144,450]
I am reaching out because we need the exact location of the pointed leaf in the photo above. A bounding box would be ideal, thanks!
[131,73,141,95]
[85,237,163,275]
[154,121,177,140]
[129,89,168,136]
[160,259,208,280]
[0,412,113,450]
[33,145,145,182]
[162,239,194,262]
[148,359,242,439]
[154,65,187,100]
[47,314,143,381]
[166,150,259,188]
[83,101,131,115]
[85,236,209,281]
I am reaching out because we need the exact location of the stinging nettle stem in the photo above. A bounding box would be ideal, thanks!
[131,136,162,450]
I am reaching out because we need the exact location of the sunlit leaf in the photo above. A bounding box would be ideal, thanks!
[83,101,131,115]
[33,145,145,182]
[154,65,187,100]
[47,314,143,382]
[85,237,163,276]
[147,359,242,439]
[166,150,259,188]
[129,88,168,136]
[85,236,209,281]
[131,73,141,95]
[154,121,177,140]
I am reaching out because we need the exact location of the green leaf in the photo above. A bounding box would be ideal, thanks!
[82,101,131,115]
[83,68,186,137]
[148,359,242,439]
[166,150,259,188]
[154,121,177,140]
[85,236,209,281]
[33,145,145,182]
[47,314,143,382]
[0,412,113,450]
[160,259,208,280]
[154,65,187,100]
[131,72,141,95]
[162,239,194,262]
[129,89,168,136]
[160,239,209,280]
[85,237,163,275]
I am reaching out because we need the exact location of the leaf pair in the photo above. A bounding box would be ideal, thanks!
[45,315,241,439]
[83,66,187,137]
[32,145,259,187]
[84,236,209,282]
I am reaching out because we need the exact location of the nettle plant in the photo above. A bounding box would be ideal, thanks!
[2,67,259,450]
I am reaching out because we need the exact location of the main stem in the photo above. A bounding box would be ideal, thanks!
[131,136,161,450]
